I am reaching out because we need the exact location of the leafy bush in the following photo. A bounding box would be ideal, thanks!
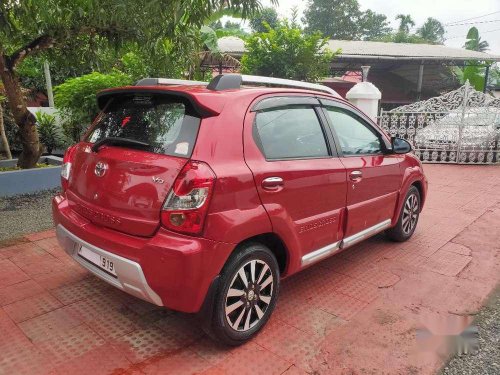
[35,111,66,154]
[54,71,132,141]
[241,22,337,83]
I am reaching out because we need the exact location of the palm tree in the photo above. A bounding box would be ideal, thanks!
[396,14,415,34]
[463,27,489,52]
[417,18,445,44]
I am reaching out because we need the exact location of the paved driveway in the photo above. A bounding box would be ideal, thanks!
[1,164,499,375]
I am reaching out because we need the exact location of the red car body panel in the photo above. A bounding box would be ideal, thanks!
[53,84,427,313]
[66,142,187,236]
[340,155,401,237]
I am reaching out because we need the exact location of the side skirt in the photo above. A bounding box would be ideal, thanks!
[300,219,392,267]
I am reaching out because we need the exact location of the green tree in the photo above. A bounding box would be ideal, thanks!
[303,0,362,39]
[241,22,337,82]
[290,6,301,29]
[463,27,489,52]
[54,72,133,142]
[396,14,415,34]
[453,28,491,91]
[373,14,431,44]
[359,10,392,41]
[0,0,263,169]
[249,7,279,33]
[417,18,445,44]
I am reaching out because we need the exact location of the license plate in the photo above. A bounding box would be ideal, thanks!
[77,246,117,277]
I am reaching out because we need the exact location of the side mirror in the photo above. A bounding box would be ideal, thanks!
[392,137,412,154]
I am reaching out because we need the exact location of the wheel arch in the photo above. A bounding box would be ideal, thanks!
[411,180,424,210]
[229,232,289,276]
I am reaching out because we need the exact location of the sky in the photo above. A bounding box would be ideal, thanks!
[252,0,500,55]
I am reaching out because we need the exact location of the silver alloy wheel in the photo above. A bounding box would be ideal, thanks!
[224,259,274,332]
[402,193,419,234]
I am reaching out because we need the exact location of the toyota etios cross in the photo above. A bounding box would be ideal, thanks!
[53,74,427,345]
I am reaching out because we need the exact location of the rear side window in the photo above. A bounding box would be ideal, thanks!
[254,106,329,160]
[87,94,200,157]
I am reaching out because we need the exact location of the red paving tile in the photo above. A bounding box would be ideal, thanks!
[112,326,186,364]
[0,279,44,306]
[423,248,472,276]
[36,324,106,366]
[54,343,131,375]
[0,259,30,288]
[18,306,84,342]
[125,349,210,375]
[3,292,62,323]
[50,276,111,305]
[0,164,499,374]
[216,342,291,375]
[254,319,324,372]
[274,294,346,337]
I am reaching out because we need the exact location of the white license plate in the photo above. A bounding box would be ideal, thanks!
[77,246,117,277]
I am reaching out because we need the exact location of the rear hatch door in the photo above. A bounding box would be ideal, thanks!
[67,92,201,236]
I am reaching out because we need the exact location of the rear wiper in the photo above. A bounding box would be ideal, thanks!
[91,137,150,152]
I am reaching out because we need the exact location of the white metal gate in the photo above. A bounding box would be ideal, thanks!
[379,82,500,164]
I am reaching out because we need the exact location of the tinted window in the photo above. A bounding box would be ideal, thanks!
[325,107,382,155]
[254,106,329,159]
[87,94,200,157]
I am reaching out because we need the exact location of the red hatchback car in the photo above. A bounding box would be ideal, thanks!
[53,74,427,345]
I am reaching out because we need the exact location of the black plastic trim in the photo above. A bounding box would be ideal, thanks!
[207,74,242,91]
[251,96,320,112]
[196,275,220,334]
[135,78,159,86]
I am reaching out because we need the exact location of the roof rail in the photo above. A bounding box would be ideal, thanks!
[135,75,341,98]
[135,78,207,86]
[207,74,341,97]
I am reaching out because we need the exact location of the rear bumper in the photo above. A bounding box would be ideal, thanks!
[56,224,163,306]
[52,194,235,313]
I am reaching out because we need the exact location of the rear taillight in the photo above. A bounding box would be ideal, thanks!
[61,145,77,191]
[161,160,216,235]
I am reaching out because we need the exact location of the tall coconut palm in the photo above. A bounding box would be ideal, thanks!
[417,17,445,44]
[396,14,415,34]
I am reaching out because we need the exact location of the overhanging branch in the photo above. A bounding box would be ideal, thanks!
[7,35,55,69]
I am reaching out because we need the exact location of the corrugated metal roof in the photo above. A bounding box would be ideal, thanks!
[327,40,500,61]
[217,36,500,61]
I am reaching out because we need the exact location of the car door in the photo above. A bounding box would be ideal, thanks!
[243,96,347,270]
[320,100,403,244]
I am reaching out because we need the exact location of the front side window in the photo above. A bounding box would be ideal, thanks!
[254,106,329,160]
[325,107,382,156]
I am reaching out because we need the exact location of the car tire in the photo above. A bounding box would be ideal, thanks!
[385,185,421,242]
[208,242,280,346]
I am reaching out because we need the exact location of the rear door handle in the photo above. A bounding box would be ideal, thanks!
[349,170,363,181]
[262,177,284,190]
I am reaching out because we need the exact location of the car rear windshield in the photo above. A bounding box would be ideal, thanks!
[87,93,200,157]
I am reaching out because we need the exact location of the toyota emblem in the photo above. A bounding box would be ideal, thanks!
[94,161,108,177]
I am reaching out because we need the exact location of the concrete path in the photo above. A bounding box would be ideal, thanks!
[0,164,499,374]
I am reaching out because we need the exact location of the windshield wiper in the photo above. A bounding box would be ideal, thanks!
[91,137,150,153]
